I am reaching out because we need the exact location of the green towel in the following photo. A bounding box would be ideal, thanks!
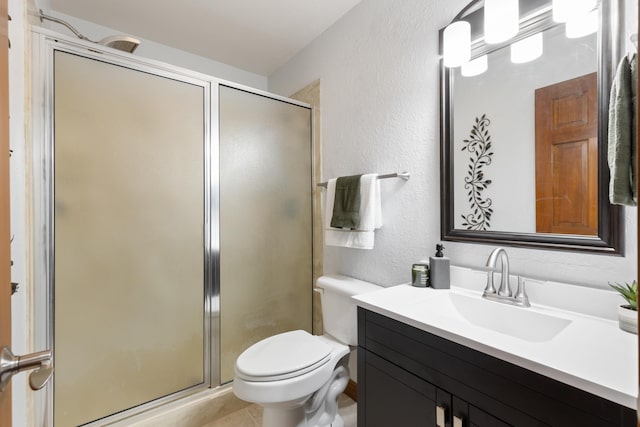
[331,174,362,229]
[608,53,637,206]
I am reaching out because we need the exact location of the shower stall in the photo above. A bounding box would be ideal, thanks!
[31,29,313,426]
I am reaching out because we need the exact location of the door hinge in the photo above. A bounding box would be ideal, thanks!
[10,258,17,294]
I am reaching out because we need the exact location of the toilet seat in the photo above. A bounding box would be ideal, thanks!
[235,330,332,382]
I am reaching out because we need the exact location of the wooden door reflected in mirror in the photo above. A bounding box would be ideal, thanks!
[535,72,598,236]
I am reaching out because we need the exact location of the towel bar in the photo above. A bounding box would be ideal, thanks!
[317,172,410,188]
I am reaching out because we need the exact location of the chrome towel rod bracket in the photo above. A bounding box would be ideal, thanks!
[317,171,410,188]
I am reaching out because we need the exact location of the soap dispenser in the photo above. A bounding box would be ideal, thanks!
[429,244,450,289]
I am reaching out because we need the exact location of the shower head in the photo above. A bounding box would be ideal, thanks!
[39,10,140,53]
[98,35,140,53]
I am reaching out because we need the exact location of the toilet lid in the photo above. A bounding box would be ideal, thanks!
[235,330,332,382]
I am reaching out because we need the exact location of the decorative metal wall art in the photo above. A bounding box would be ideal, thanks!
[460,114,494,231]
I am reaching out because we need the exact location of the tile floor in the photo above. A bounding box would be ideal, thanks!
[203,393,357,427]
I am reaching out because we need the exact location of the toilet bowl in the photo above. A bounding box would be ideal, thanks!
[232,275,383,427]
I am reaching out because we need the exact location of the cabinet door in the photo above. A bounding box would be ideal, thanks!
[360,349,439,427]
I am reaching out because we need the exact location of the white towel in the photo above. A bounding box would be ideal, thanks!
[324,174,382,249]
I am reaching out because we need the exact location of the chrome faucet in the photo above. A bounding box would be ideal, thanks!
[482,248,530,307]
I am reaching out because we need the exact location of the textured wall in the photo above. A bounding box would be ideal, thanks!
[269,0,638,290]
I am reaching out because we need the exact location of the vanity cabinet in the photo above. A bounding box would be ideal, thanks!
[361,347,513,427]
[357,308,636,427]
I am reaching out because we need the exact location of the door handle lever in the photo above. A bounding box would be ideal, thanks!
[0,346,54,392]
[29,363,54,390]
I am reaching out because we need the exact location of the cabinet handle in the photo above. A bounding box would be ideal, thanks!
[453,415,464,427]
[436,405,446,427]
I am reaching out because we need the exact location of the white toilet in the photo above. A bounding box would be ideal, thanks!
[233,275,382,427]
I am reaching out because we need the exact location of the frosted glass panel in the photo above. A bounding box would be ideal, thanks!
[54,52,205,426]
[219,86,312,383]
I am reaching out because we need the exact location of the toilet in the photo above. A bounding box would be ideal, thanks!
[232,275,382,427]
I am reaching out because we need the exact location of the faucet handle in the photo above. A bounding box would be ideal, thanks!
[483,271,497,295]
[515,277,531,307]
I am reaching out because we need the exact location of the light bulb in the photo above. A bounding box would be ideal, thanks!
[566,9,598,38]
[461,55,488,77]
[510,33,543,63]
[553,0,597,23]
[484,0,519,44]
[443,21,471,68]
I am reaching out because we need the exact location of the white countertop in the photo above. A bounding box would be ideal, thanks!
[353,273,638,409]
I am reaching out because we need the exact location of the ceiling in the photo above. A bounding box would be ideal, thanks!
[49,0,362,76]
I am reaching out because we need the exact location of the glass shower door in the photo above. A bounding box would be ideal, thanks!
[53,51,208,426]
[218,86,313,383]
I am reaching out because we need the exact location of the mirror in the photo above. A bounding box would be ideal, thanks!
[440,0,625,254]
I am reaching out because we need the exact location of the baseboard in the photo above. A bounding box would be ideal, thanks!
[344,379,357,402]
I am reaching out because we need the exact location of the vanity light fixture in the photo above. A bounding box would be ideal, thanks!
[484,0,519,44]
[443,20,471,67]
[461,55,488,76]
[566,9,598,38]
[510,33,543,63]
[552,0,597,23]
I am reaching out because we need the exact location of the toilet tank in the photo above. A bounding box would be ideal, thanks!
[316,275,383,346]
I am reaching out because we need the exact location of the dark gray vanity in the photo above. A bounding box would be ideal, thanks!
[357,307,635,427]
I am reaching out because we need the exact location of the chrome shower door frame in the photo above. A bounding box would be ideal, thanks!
[31,28,218,426]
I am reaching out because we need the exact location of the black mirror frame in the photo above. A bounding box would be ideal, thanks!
[440,0,626,255]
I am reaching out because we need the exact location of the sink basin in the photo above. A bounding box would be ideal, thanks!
[421,291,572,342]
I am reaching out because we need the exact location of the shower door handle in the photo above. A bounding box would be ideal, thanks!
[0,346,53,392]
